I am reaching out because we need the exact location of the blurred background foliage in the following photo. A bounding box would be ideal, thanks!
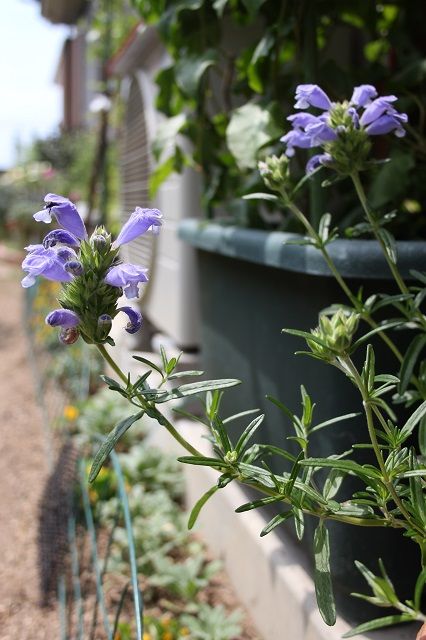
[129,0,426,236]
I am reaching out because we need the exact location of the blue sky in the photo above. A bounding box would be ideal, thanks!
[0,0,68,168]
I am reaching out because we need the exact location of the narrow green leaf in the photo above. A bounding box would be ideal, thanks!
[178,456,229,469]
[300,458,380,480]
[235,495,285,513]
[188,485,219,529]
[342,614,413,637]
[167,370,204,379]
[323,469,346,500]
[89,411,144,482]
[100,374,123,390]
[242,192,278,202]
[132,354,164,377]
[377,228,397,264]
[419,415,426,456]
[223,409,260,424]
[352,321,403,350]
[260,510,293,537]
[398,334,426,394]
[235,414,265,454]
[313,522,336,626]
[414,567,426,610]
[294,507,304,540]
[311,412,358,434]
[400,400,426,439]
[266,395,295,422]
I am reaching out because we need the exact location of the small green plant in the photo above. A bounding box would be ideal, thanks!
[180,604,243,640]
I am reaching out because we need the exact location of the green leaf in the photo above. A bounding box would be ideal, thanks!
[323,469,346,500]
[212,0,229,16]
[342,614,413,637]
[377,228,397,264]
[100,374,123,391]
[300,458,380,481]
[369,150,415,208]
[419,415,426,457]
[167,370,204,380]
[226,103,281,170]
[188,485,219,529]
[414,567,426,610]
[178,456,230,469]
[247,33,274,93]
[400,400,426,440]
[152,114,187,161]
[398,334,426,394]
[242,192,278,202]
[351,321,403,350]
[313,522,336,626]
[141,378,241,403]
[260,510,293,536]
[89,411,144,482]
[311,412,358,434]
[294,507,304,540]
[242,0,267,14]
[149,155,177,198]
[175,51,217,97]
[235,414,265,454]
[235,495,285,513]
[223,409,260,424]
[132,354,164,378]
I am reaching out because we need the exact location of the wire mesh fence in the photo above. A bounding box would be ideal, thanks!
[23,280,144,640]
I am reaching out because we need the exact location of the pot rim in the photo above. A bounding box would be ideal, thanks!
[179,219,426,280]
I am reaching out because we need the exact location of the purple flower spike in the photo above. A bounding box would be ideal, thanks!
[306,153,333,174]
[46,308,80,328]
[118,306,143,334]
[21,247,73,288]
[34,194,87,240]
[104,263,149,299]
[112,207,162,248]
[294,84,332,110]
[43,229,80,249]
[281,129,314,156]
[351,85,378,107]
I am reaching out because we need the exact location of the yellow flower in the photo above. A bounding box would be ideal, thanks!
[143,633,152,640]
[179,629,190,637]
[162,633,173,640]
[63,405,79,421]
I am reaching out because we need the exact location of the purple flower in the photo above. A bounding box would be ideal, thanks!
[305,118,337,144]
[118,306,143,334]
[46,309,81,328]
[365,112,408,137]
[21,247,73,288]
[112,207,162,248]
[306,153,333,174]
[104,263,149,299]
[359,96,398,126]
[294,84,332,110]
[281,130,315,156]
[65,260,84,276]
[43,229,80,249]
[350,85,378,107]
[34,194,87,240]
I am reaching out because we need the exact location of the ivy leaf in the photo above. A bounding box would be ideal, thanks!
[175,51,217,97]
[226,103,281,170]
[152,114,187,161]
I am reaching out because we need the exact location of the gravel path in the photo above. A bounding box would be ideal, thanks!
[0,260,59,639]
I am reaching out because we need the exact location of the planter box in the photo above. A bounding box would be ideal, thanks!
[179,219,426,623]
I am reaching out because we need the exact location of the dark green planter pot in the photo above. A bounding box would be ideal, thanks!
[179,219,426,624]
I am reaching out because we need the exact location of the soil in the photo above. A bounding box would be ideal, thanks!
[0,259,59,639]
[0,254,261,640]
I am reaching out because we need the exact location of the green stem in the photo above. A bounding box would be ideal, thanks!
[351,172,410,296]
[96,344,202,457]
[344,356,424,537]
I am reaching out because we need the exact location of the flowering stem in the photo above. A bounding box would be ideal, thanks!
[282,194,408,368]
[95,344,202,457]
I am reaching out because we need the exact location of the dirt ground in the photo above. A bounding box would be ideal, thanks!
[0,257,59,639]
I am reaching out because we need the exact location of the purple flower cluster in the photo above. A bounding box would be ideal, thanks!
[22,193,162,342]
[281,84,408,174]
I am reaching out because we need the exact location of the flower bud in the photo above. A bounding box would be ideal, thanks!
[258,155,290,192]
[307,309,359,361]
[96,314,112,341]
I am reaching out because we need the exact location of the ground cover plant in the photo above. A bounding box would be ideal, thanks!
[22,82,426,637]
